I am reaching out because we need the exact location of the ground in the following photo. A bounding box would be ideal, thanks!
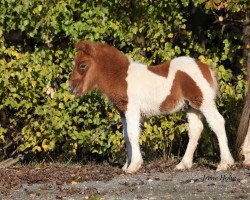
[0,161,249,200]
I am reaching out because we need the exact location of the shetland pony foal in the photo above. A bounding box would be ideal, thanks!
[69,41,234,173]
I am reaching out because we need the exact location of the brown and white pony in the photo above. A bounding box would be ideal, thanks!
[69,41,234,173]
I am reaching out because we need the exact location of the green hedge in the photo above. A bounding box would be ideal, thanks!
[0,0,248,162]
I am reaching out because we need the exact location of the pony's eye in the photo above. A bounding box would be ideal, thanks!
[78,63,87,70]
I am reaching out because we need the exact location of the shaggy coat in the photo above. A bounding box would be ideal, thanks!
[69,41,234,173]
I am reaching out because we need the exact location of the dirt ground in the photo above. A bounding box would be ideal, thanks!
[0,161,249,200]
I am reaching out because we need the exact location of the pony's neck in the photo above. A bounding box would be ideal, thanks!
[95,50,130,113]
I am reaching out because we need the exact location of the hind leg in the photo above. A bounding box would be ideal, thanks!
[175,109,203,170]
[200,102,234,171]
[242,125,250,168]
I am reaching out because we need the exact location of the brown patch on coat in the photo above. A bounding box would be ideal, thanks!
[147,62,170,77]
[195,60,214,87]
[70,41,129,114]
[160,71,203,113]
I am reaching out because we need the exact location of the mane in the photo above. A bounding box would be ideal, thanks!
[94,43,129,70]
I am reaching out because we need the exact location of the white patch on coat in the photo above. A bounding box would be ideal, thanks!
[126,61,170,117]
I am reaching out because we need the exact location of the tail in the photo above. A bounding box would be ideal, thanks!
[210,69,220,99]
[195,59,220,100]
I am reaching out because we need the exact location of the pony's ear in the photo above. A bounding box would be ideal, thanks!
[75,41,95,55]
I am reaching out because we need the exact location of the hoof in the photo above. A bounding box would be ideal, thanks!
[124,167,139,174]
[123,161,143,173]
[122,162,128,171]
[216,159,234,171]
[242,161,250,168]
[174,161,192,170]
[216,163,228,171]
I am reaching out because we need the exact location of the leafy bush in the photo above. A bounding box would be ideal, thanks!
[0,0,248,162]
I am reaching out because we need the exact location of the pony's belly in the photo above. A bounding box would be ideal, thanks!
[138,98,164,117]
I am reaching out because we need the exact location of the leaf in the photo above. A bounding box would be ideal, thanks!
[71,180,78,185]
[63,93,74,102]
[33,5,43,14]
[32,146,42,152]
[169,134,174,141]
[59,102,65,109]
[167,33,174,38]
[11,50,20,59]
[0,0,247,162]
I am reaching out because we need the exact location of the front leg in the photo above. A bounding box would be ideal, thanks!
[122,110,143,173]
[121,117,130,171]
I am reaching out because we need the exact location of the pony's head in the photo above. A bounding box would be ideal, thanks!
[69,41,98,96]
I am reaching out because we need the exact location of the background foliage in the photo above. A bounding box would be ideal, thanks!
[0,0,248,163]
